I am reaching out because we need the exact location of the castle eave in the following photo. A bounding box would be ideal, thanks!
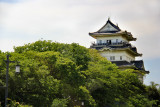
[96,47,142,57]
[89,31,137,41]
[89,32,121,38]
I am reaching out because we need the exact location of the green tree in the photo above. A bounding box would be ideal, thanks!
[0,40,157,107]
[146,81,160,106]
[51,98,68,107]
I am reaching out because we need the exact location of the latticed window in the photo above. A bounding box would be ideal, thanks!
[120,56,122,60]
[99,40,102,43]
[110,56,115,60]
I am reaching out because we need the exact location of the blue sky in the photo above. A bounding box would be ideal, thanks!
[0,0,22,3]
[0,0,160,85]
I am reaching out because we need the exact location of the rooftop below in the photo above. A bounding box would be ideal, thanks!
[112,60,149,74]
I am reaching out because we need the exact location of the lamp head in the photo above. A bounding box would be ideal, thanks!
[15,65,20,73]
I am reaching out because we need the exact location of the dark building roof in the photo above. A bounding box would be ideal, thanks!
[131,47,137,53]
[97,19,121,33]
[89,19,137,41]
[131,60,144,70]
[112,60,149,74]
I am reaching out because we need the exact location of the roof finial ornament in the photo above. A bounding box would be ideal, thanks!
[108,17,110,21]
[116,23,118,27]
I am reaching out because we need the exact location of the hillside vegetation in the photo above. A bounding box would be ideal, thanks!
[0,40,159,107]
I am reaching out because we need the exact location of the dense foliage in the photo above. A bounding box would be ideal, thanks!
[0,40,159,107]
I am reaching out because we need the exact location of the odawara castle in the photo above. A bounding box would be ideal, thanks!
[89,18,149,82]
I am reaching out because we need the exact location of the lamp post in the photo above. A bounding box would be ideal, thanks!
[4,55,20,107]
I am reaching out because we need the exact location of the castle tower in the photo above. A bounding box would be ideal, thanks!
[89,19,149,82]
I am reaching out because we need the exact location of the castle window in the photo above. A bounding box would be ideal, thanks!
[120,56,122,60]
[110,56,115,60]
[116,39,118,43]
[106,40,111,44]
[98,40,102,45]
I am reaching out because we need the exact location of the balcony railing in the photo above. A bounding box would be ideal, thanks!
[90,42,138,53]
[91,42,131,47]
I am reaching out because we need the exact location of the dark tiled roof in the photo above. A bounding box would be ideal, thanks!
[97,19,121,33]
[131,47,137,53]
[112,60,149,73]
[89,19,137,41]
[131,60,144,70]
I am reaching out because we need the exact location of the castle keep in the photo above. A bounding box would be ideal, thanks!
[89,19,149,81]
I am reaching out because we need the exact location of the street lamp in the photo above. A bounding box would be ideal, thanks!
[4,55,20,107]
[15,64,20,73]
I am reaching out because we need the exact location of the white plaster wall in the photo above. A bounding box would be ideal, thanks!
[99,50,135,62]
[96,36,128,44]
[123,52,135,62]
